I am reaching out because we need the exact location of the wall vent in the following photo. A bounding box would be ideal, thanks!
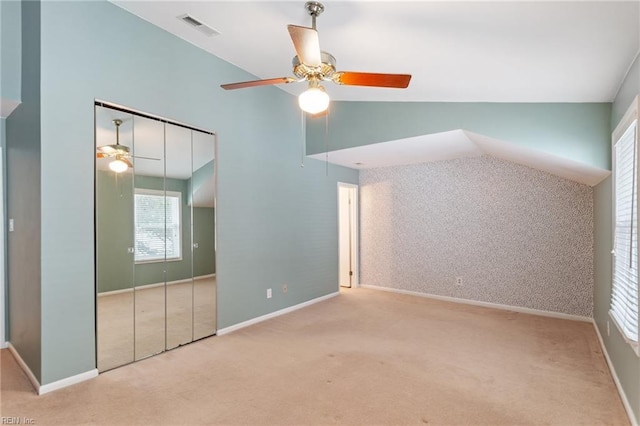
[177,14,220,37]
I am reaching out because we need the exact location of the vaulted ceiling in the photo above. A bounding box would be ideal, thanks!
[111,1,637,182]
[113,0,639,103]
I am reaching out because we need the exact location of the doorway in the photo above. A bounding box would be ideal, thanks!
[338,182,358,288]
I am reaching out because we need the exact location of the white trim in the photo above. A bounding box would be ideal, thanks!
[38,369,98,396]
[7,342,40,394]
[98,274,215,297]
[1,341,7,349]
[7,343,98,395]
[338,182,359,288]
[217,292,339,336]
[593,320,639,426]
[360,285,592,322]
[608,310,640,356]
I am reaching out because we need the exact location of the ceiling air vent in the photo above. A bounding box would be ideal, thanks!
[177,14,220,37]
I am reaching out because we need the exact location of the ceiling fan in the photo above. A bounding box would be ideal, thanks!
[220,1,412,114]
[96,119,158,173]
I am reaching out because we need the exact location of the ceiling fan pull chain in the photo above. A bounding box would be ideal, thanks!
[325,107,329,177]
[300,108,305,168]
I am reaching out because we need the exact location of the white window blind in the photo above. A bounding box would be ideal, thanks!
[134,189,182,263]
[612,119,639,344]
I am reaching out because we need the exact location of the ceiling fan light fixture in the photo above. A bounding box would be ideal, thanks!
[109,158,128,173]
[298,84,330,114]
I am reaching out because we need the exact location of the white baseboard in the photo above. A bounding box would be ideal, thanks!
[38,369,98,395]
[217,292,339,336]
[99,273,216,297]
[8,343,98,395]
[360,285,592,323]
[1,341,8,349]
[7,342,40,394]
[593,320,638,426]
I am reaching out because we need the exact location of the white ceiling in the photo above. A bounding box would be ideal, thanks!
[113,0,639,103]
[107,1,635,180]
[308,130,611,186]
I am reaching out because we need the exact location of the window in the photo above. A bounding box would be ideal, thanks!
[134,189,182,263]
[611,96,639,353]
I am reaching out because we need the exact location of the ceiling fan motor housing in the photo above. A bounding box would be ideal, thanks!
[293,51,336,80]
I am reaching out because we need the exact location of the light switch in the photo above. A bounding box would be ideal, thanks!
[9,219,14,232]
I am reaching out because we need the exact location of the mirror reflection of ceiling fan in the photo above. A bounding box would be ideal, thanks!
[96,119,159,173]
[221,1,412,115]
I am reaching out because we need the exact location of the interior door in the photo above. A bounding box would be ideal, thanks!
[96,107,135,371]
[338,183,357,288]
[192,131,216,340]
[133,116,167,360]
[165,123,194,349]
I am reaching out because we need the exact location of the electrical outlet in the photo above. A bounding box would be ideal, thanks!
[607,320,610,337]
[455,277,463,286]
[282,284,288,294]
[267,288,272,299]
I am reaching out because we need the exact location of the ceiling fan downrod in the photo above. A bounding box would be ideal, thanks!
[305,1,324,30]
[113,119,123,146]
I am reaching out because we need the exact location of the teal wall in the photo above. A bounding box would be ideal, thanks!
[193,207,215,278]
[96,170,133,294]
[189,159,214,205]
[1,0,22,107]
[307,102,612,169]
[593,51,640,423]
[5,0,42,382]
[35,1,357,385]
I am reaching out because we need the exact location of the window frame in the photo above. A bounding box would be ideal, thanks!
[611,95,640,356]
[134,188,183,264]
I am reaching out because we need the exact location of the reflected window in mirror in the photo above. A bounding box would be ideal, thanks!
[134,189,182,263]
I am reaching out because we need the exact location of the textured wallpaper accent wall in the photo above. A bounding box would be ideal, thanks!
[360,156,593,317]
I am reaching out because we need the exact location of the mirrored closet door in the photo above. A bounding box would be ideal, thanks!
[95,103,217,372]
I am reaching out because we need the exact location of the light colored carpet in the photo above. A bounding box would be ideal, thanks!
[1,287,630,425]
[97,277,217,371]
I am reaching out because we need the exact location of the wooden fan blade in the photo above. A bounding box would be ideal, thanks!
[287,25,321,67]
[97,145,117,155]
[221,77,295,90]
[334,72,412,88]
